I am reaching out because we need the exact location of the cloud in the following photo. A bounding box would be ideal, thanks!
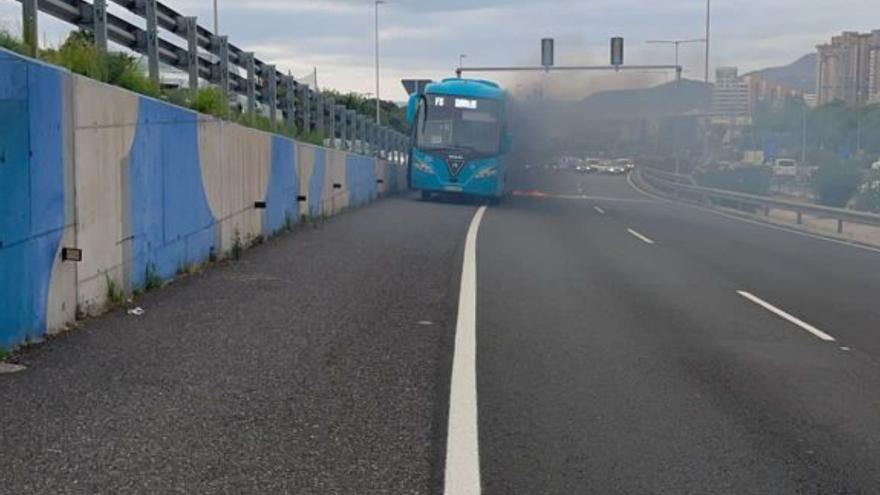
[1,0,878,100]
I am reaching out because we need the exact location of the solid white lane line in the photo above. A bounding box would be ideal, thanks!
[736,291,836,342]
[627,228,655,245]
[594,206,605,215]
[444,205,487,495]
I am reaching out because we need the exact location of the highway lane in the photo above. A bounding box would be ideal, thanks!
[473,170,880,493]
[2,166,880,493]
[0,197,477,494]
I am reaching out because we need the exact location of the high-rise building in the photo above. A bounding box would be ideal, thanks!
[711,67,751,125]
[817,30,880,105]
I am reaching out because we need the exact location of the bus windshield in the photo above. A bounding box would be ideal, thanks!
[416,94,502,156]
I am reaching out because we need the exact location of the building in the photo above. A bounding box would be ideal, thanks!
[711,67,751,125]
[743,73,804,109]
[817,30,880,106]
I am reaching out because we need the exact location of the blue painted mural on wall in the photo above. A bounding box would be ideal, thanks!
[308,147,326,217]
[264,136,298,235]
[0,51,66,349]
[346,155,377,208]
[127,98,216,289]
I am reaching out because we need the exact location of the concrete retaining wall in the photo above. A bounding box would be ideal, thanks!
[0,49,407,350]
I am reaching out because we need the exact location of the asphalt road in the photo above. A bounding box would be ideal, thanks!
[3,168,880,493]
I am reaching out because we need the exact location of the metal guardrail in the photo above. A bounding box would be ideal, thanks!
[638,167,880,234]
[15,0,408,159]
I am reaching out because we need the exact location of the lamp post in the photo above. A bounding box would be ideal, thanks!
[459,53,467,71]
[374,0,386,125]
[213,0,218,33]
[705,0,711,83]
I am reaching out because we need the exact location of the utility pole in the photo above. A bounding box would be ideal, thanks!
[705,0,711,83]
[374,0,386,125]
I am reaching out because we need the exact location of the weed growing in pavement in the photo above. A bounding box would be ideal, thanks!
[231,230,243,260]
[105,275,126,307]
[145,263,162,291]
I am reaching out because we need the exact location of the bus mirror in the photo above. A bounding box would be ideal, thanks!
[406,93,419,124]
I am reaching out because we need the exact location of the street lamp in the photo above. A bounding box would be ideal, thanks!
[374,0,386,125]
[705,0,711,83]
[459,53,467,70]
[645,39,706,78]
[213,0,218,34]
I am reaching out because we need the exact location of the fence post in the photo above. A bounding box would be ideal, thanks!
[336,105,347,149]
[265,65,277,131]
[326,98,336,147]
[315,93,324,138]
[297,85,309,132]
[22,0,38,57]
[303,88,312,134]
[284,76,296,133]
[143,0,160,85]
[93,0,108,54]
[183,17,199,91]
[213,35,229,106]
[242,53,256,120]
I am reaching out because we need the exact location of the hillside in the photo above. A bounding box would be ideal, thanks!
[745,53,817,93]
[577,79,712,119]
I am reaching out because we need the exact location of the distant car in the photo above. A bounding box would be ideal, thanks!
[574,164,592,173]
[616,158,636,171]
[584,158,603,173]
[872,161,880,171]
[593,163,628,175]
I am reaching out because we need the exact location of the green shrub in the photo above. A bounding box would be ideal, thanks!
[0,28,29,56]
[852,170,880,213]
[812,163,863,207]
[190,87,228,118]
[298,129,326,146]
[41,32,159,98]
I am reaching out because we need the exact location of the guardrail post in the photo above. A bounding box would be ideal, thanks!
[838,219,844,234]
[338,106,347,149]
[326,98,336,147]
[315,93,324,137]
[283,76,296,133]
[265,65,277,131]
[346,110,356,150]
[93,0,108,54]
[367,122,376,156]
[796,211,803,225]
[183,17,199,91]
[242,53,256,120]
[22,0,37,57]
[212,35,229,106]
[143,0,160,85]
[297,85,309,132]
[359,115,368,155]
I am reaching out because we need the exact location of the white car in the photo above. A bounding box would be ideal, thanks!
[872,161,880,171]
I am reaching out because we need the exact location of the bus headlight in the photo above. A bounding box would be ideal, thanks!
[474,166,498,179]
[413,158,434,174]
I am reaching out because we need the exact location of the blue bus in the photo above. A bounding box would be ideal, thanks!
[406,78,510,203]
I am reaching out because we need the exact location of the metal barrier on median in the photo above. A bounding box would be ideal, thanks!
[637,167,880,235]
[14,0,409,159]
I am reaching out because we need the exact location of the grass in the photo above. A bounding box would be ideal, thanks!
[145,263,162,291]
[0,348,9,361]
[231,230,243,260]
[0,28,29,56]
[1,29,380,147]
[105,275,126,307]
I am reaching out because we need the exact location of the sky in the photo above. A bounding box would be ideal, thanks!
[1,0,878,100]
